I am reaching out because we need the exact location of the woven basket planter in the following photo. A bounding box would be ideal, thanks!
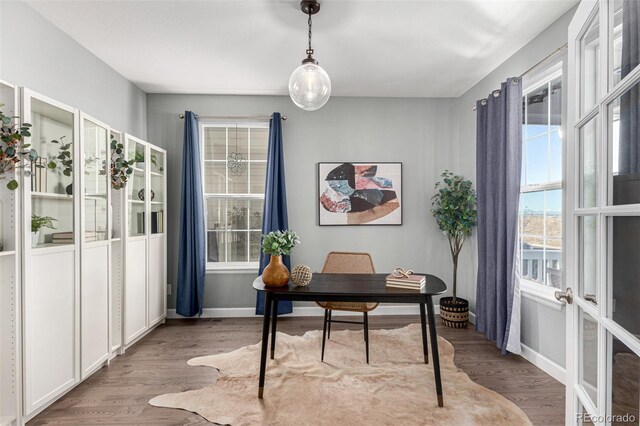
[439,297,469,328]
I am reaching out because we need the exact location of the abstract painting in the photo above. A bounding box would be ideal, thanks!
[318,162,402,225]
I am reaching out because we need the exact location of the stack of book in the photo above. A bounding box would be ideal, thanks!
[51,232,73,244]
[385,273,426,290]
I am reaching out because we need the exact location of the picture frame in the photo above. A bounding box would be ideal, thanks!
[317,162,402,226]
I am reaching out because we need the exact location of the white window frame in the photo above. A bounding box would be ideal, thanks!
[199,120,268,273]
[518,62,566,309]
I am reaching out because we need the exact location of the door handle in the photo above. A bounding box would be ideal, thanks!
[554,287,573,304]
[583,293,597,304]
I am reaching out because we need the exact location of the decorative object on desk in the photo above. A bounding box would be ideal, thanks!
[149,324,531,425]
[386,268,426,290]
[0,105,39,190]
[291,264,312,286]
[31,214,56,247]
[318,162,402,225]
[104,134,133,190]
[261,230,299,287]
[431,170,477,328]
[137,188,155,201]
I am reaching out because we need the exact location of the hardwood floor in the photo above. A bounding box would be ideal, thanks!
[29,316,564,425]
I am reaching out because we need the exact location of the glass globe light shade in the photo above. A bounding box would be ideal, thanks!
[288,62,331,111]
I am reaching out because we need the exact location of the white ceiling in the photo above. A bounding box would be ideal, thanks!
[25,0,577,97]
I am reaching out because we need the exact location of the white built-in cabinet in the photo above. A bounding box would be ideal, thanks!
[0,84,168,422]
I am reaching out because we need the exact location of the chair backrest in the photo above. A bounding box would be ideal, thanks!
[321,251,376,274]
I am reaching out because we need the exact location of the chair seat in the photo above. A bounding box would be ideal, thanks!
[317,301,379,312]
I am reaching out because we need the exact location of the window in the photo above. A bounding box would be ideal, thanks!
[518,65,563,288]
[201,122,269,270]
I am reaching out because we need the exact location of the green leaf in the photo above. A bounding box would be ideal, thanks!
[6,179,18,190]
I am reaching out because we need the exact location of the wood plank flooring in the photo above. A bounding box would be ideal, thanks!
[29,316,564,425]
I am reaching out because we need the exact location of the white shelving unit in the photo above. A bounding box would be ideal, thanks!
[0,80,22,426]
[110,130,124,357]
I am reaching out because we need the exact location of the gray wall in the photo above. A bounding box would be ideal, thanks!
[0,1,147,138]
[146,94,460,310]
[456,6,577,368]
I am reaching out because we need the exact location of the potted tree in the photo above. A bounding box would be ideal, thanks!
[261,230,299,287]
[431,171,477,328]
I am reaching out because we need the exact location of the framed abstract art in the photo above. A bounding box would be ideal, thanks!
[317,162,402,226]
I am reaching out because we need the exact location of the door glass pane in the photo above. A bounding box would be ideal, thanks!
[578,401,595,424]
[149,148,164,235]
[83,119,108,241]
[127,167,145,237]
[580,216,598,303]
[581,8,600,114]
[580,308,599,407]
[609,332,639,423]
[30,98,75,248]
[580,116,599,208]
[609,79,640,206]
[611,0,640,89]
[610,216,640,333]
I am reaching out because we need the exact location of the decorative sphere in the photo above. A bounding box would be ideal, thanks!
[291,265,313,286]
[288,62,331,111]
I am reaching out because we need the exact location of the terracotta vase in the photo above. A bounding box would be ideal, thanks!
[262,255,290,287]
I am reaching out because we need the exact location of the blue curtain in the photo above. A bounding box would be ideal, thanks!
[475,78,522,354]
[176,111,206,317]
[255,112,293,315]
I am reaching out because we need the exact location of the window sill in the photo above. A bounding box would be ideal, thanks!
[206,263,259,275]
[519,277,565,311]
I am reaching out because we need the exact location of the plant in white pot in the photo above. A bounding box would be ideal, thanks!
[431,171,477,328]
[31,215,56,247]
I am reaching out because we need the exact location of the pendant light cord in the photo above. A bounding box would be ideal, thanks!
[307,12,314,56]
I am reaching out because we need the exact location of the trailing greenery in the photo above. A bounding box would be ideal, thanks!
[431,170,477,301]
[105,135,133,189]
[0,105,39,190]
[31,214,56,233]
[46,136,73,177]
[261,230,300,256]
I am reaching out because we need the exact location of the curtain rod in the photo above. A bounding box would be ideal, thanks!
[473,44,568,111]
[178,113,286,120]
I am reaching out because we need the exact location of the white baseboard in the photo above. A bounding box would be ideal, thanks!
[167,306,477,323]
[520,343,566,384]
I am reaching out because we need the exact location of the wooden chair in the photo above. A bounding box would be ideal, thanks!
[317,251,378,363]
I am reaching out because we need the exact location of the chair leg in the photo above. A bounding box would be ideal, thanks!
[321,309,328,362]
[364,312,370,364]
[327,310,332,340]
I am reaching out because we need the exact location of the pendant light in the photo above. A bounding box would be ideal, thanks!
[288,0,331,111]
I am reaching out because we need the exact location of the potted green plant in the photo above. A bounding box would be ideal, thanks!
[0,105,40,190]
[102,134,133,190]
[31,214,56,247]
[431,171,477,328]
[261,230,300,287]
[46,136,73,194]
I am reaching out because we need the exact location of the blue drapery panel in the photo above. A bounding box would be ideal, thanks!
[255,112,293,315]
[176,111,206,317]
[475,78,522,354]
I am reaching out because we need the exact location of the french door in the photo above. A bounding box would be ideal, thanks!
[565,0,640,424]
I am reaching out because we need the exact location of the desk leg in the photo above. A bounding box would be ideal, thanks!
[258,291,272,399]
[419,303,429,364]
[270,300,278,359]
[426,295,443,407]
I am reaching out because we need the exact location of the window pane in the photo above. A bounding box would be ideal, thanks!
[525,134,549,185]
[580,216,598,303]
[227,231,248,262]
[250,162,267,194]
[249,199,263,229]
[228,168,248,194]
[204,162,227,194]
[610,332,639,423]
[580,308,599,407]
[249,231,261,262]
[206,198,223,230]
[227,199,249,230]
[611,216,640,333]
[581,8,600,114]
[550,131,562,182]
[204,127,226,161]
[550,77,562,132]
[526,85,549,139]
[580,116,599,208]
[544,238,562,288]
[207,231,224,262]
[228,127,248,157]
[250,128,269,161]
[546,189,562,238]
[609,79,640,205]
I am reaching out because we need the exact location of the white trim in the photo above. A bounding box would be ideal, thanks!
[167,305,478,324]
[206,263,259,274]
[520,343,566,384]
[519,277,565,311]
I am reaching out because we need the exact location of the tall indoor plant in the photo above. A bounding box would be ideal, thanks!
[431,170,477,328]
[261,230,299,287]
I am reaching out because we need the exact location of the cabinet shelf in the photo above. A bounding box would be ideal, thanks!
[0,250,16,257]
[32,192,72,200]
[128,199,144,204]
[150,171,163,177]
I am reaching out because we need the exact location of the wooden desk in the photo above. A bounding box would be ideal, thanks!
[253,273,447,407]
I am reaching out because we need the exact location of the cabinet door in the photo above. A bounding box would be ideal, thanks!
[147,236,165,326]
[124,239,147,344]
[81,245,109,378]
